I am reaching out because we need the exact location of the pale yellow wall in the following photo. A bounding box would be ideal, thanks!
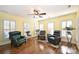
[76,10,79,49]
[0,12,35,44]
[38,12,77,44]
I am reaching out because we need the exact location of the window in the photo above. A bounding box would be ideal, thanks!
[67,20,72,27]
[61,21,66,37]
[3,20,16,39]
[24,23,30,35]
[48,23,54,35]
[39,24,44,30]
[4,20,10,29]
[3,20,10,39]
[24,23,30,32]
[61,20,72,37]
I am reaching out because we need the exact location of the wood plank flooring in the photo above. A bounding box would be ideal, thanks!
[0,37,78,54]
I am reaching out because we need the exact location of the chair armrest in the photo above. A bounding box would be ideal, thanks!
[20,36,26,41]
[20,36,25,38]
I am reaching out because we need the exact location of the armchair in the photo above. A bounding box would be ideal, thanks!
[26,31,31,36]
[9,31,26,47]
[47,30,61,45]
[38,30,46,40]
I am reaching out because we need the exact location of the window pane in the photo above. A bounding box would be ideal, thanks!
[48,23,54,35]
[62,21,66,29]
[39,24,44,30]
[24,23,30,32]
[4,30,10,39]
[10,21,16,30]
[67,20,72,27]
[4,20,10,29]
[24,23,30,36]
[61,21,66,37]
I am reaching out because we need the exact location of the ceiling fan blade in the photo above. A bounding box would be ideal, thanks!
[39,13,46,15]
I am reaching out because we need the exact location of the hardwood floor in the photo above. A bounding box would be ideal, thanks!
[0,37,78,54]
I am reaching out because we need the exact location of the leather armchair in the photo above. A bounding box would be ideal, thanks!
[38,30,46,40]
[9,31,26,47]
[47,30,61,45]
[26,31,31,36]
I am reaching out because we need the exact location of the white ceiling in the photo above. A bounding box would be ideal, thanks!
[0,5,79,20]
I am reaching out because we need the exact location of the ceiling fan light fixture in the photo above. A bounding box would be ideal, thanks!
[39,15,43,18]
[28,9,46,18]
[68,5,71,8]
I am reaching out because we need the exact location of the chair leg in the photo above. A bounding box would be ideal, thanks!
[25,41,26,43]
[11,42,13,48]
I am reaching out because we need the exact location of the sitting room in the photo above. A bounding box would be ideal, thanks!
[0,5,79,54]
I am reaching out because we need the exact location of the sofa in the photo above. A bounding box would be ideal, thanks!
[9,31,26,47]
[47,30,61,45]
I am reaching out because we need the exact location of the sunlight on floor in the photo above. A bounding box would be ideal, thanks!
[39,44,44,50]
[61,46,76,54]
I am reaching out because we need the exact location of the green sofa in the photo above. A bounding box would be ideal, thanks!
[9,31,26,47]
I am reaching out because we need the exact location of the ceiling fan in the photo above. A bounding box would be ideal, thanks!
[27,9,46,18]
